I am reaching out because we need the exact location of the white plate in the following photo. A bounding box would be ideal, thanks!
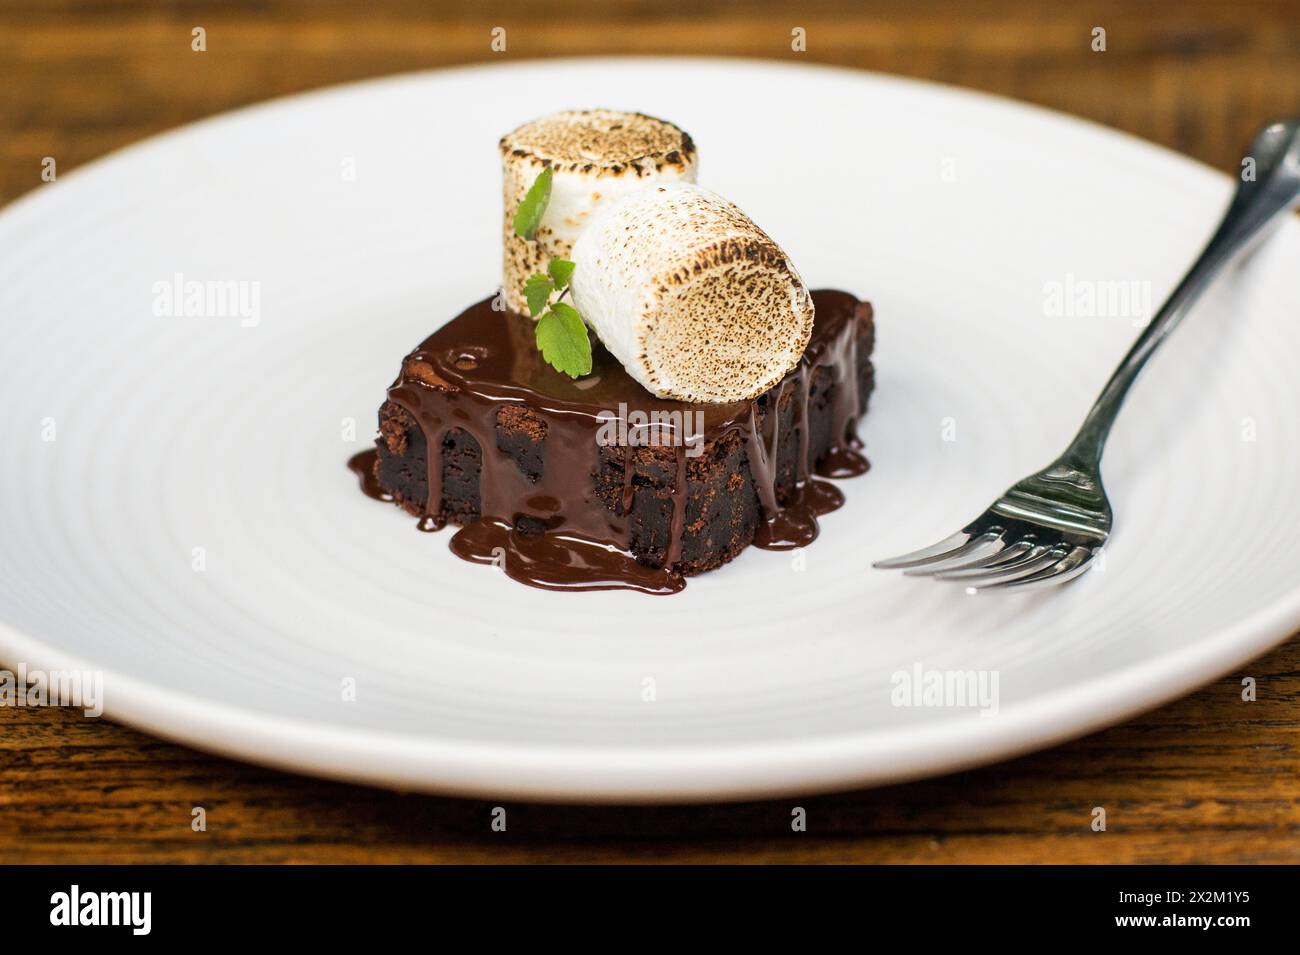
[2,58,1298,803]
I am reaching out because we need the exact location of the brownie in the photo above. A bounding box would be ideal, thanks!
[371,289,874,578]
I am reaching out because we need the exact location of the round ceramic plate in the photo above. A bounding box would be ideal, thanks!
[2,58,1298,803]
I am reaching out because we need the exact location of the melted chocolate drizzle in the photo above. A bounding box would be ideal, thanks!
[348,448,391,501]
[354,289,871,594]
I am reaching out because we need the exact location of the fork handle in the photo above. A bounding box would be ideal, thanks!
[1064,119,1300,469]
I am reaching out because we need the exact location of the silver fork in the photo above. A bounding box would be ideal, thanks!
[875,119,1300,592]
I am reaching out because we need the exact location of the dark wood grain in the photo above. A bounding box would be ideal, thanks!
[1,0,1299,864]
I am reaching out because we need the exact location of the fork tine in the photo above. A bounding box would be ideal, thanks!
[970,547,1096,592]
[872,531,976,569]
[900,532,1011,575]
[933,545,1064,584]
[905,537,1031,577]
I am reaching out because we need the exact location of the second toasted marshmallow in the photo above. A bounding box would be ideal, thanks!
[570,182,814,403]
[500,110,697,315]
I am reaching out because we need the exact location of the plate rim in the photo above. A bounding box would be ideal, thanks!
[3,596,1297,803]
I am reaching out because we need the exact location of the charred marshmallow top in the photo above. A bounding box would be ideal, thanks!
[571,182,814,403]
[499,109,697,315]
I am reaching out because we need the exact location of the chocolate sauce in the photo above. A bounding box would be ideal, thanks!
[449,519,685,595]
[358,289,872,594]
[348,449,391,501]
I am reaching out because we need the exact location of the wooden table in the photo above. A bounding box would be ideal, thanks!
[2,0,1298,864]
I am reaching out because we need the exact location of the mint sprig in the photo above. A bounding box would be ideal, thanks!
[511,169,592,378]
[546,258,575,288]
[535,302,592,378]
[522,273,555,317]
[520,259,591,377]
[512,166,552,241]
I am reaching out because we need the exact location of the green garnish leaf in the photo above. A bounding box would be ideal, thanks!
[547,258,575,290]
[523,273,555,317]
[535,302,592,378]
[508,173,590,377]
[512,166,552,240]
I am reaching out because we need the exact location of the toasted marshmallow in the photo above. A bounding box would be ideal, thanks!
[500,110,697,315]
[570,183,814,403]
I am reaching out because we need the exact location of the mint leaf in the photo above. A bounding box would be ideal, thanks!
[506,177,590,377]
[512,166,552,240]
[535,302,592,377]
[523,273,554,317]
[547,258,575,290]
